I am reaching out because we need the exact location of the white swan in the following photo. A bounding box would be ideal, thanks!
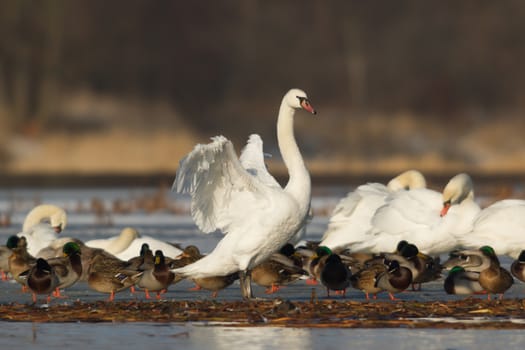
[85,227,140,254]
[320,170,426,251]
[171,88,316,298]
[85,227,182,260]
[114,236,182,261]
[17,204,67,256]
[459,199,525,259]
[350,173,481,256]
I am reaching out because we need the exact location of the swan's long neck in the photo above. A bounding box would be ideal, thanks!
[22,205,62,232]
[277,102,311,213]
[105,231,136,255]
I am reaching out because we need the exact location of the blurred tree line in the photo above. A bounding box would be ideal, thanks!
[1,0,524,142]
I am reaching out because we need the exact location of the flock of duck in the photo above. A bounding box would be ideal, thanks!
[2,88,525,304]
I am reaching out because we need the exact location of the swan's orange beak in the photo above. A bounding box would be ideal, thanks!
[301,99,317,114]
[440,203,451,217]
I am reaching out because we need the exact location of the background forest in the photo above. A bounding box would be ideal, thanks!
[1,0,525,183]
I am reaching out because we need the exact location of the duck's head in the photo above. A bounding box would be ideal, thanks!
[279,243,296,257]
[63,242,81,257]
[395,240,409,253]
[154,250,165,265]
[448,266,466,275]
[140,243,151,257]
[6,235,20,249]
[181,245,201,259]
[479,245,497,258]
[400,243,419,259]
[36,258,52,272]
[284,89,316,115]
[440,173,474,217]
[315,246,332,258]
[386,259,401,273]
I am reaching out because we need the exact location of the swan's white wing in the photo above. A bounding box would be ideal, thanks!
[321,183,390,248]
[461,199,525,258]
[329,183,389,220]
[173,135,277,234]
[239,134,281,189]
[350,188,445,253]
[370,188,443,234]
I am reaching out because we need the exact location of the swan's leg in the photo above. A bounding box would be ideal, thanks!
[239,270,254,299]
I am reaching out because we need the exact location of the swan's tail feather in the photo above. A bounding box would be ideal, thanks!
[171,254,238,279]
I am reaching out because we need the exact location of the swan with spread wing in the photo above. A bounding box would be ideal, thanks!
[171,89,316,299]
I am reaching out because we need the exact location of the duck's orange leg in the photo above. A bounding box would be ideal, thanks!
[264,284,281,294]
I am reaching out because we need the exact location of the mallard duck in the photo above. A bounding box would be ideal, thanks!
[350,259,387,300]
[137,250,175,299]
[477,246,513,300]
[45,242,83,297]
[26,258,59,303]
[303,246,332,285]
[251,244,307,294]
[320,253,352,297]
[7,236,37,291]
[442,248,490,272]
[444,266,484,295]
[394,241,442,290]
[0,236,17,280]
[87,251,143,301]
[172,245,239,297]
[170,245,203,284]
[338,250,375,272]
[511,250,525,283]
[127,243,154,270]
[375,259,413,300]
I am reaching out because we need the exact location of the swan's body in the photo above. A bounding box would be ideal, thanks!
[85,228,182,260]
[459,199,525,259]
[321,170,426,251]
[17,204,67,257]
[350,173,480,256]
[171,89,316,298]
[115,237,182,261]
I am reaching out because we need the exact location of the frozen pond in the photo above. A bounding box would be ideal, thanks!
[2,322,525,350]
[0,185,525,348]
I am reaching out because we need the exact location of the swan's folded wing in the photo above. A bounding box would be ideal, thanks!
[370,188,442,236]
[173,136,275,234]
[239,134,281,189]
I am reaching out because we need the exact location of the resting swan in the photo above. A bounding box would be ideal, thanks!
[320,170,426,251]
[85,227,182,260]
[351,173,481,256]
[17,204,67,256]
[459,199,525,259]
[171,88,316,299]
